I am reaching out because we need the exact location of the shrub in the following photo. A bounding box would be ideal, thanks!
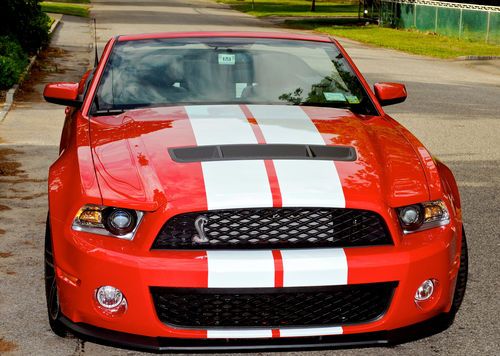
[0,36,29,89]
[0,0,50,54]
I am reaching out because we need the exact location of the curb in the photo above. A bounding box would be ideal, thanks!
[266,15,375,25]
[456,55,500,61]
[0,14,62,122]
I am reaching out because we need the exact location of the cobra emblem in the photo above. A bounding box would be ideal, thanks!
[193,215,209,244]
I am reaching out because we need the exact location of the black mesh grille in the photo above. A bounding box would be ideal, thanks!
[150,283,397,328]
[152,208,391,249]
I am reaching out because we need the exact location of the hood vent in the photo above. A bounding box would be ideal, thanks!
[169,144,356,163]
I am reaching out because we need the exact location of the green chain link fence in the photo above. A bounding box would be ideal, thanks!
[380,0,500,44]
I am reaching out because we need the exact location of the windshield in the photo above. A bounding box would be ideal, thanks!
[92,37,377,115]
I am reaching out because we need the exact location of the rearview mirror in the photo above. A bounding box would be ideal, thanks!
[43,82,82,107]
[374,82,407,106]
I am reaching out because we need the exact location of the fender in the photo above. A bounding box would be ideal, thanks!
[49,112,101,229]
[435,159,462,223]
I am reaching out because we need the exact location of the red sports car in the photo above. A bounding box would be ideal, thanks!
[43,32,467,351]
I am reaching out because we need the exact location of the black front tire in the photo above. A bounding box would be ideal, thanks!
[450,226,468,314]
[45,215,67,337]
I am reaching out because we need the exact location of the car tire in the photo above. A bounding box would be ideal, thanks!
[451,226,468,314]
[44,214,67,337]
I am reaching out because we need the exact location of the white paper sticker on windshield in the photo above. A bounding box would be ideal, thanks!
[323,92,346,102]
[218,54,236,65]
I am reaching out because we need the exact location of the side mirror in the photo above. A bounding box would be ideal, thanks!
[43,82,82,107]
[374,82,407,106]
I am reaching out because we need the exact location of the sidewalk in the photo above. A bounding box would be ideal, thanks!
[0,15,92,355]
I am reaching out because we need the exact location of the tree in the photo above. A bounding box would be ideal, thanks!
[0,0,50,54]
[311,0,316,12]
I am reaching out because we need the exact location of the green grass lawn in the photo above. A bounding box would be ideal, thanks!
[47,15,56,28]
[215,0,499,58]
[40,1,90,17]
[46,0,90,3]
[217,0,359,17]
[287,21,500,58]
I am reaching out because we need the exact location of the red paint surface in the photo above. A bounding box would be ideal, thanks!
[45,33,464,340]
[43,82,79,101]
[374,82,407,103]
[272,250,284,288]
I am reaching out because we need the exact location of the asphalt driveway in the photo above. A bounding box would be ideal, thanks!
[0,0,499,354]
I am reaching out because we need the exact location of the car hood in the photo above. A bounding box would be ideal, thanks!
[89,105,429,212]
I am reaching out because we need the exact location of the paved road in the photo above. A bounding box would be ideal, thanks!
[0,0,499,354]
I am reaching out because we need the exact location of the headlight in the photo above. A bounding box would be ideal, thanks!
[72,205,143,240]
[397,200,449,233]
[103,208,137,236]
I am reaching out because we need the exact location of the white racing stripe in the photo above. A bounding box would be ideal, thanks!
[186,105,272,210]
[273,160,345,208]
[247,105,325,145]
[186,105,256,145]
[206,249,348,291]
[247,105,345,208]
[279,326,343,337]
[207,329,273,339]
[207,250,275,288]
[281,249,348,287]
[207,327,343,339]
[188,105,350,339]
[201,160,272,210]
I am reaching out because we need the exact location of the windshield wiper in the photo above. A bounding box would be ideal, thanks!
[92,108,127,116]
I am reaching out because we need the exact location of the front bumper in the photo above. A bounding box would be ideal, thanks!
[53,220,461,343]
[59,312,455,352]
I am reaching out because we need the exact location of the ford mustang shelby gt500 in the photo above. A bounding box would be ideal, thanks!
[43,32,467,351]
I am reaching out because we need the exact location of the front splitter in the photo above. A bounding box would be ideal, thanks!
[59,312,455,353]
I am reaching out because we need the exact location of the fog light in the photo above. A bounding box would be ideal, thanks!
[96,286,125,309]
[415,279,434,301]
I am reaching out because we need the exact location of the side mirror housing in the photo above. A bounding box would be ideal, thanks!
[43,82,82,107]
[374,82,407,106]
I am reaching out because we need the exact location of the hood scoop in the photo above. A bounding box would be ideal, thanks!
[169,144,357,163]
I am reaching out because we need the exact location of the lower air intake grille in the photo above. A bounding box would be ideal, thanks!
[152,208,391,249]
[150,282,397,328]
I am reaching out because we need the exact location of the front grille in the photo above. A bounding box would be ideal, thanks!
[151,282,397,328]
[152,208,391,249]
